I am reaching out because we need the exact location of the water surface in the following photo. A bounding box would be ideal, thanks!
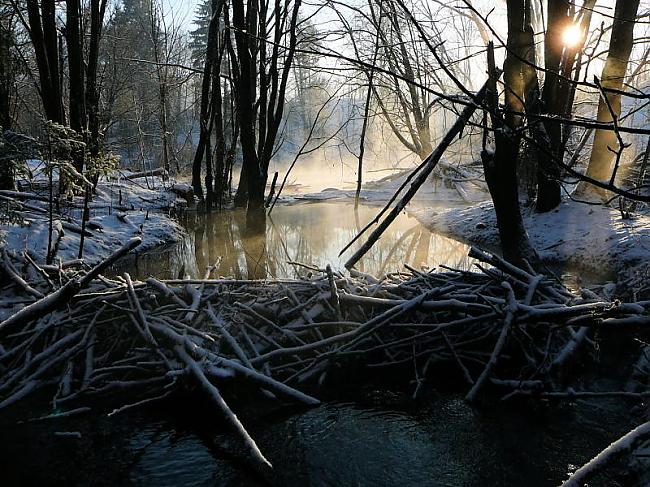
[1,391,631,486]
[124,202,475,280]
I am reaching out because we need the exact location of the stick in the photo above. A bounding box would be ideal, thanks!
[0,238,142,338]
[465,282,517,403]
[206,304,253,369]
[173,345,272,472]
[561,420,650,487]
[2,249,44,299]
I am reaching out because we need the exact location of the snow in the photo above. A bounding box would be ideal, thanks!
[1,210,183,265]
[0,169,187,266]
[412,199,650,291]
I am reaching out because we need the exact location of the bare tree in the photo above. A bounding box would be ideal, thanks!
[86,0,109,158]
[227,0,303,223]
[192,0,227,208]
[23,0,65,125]
[64,0,86,172]
[0,6,15,131]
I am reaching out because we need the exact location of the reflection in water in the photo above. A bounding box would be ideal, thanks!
[128,202,475,280]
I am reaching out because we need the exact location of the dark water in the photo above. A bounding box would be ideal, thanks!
[1,390,633,487]
[2,202,637,486]
[121,202,475,280]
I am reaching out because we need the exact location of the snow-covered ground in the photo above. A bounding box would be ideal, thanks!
[0,168,187,266]
[413,200,650,294]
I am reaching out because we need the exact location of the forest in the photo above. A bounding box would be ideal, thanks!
[1,0,650,485]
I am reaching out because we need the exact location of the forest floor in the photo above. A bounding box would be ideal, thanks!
[0,164,186,265]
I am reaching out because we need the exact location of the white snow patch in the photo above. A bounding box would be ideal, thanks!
[1,169,187,266]
[413,200,650,287]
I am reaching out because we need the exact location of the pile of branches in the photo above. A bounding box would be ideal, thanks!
[1,239,650,481]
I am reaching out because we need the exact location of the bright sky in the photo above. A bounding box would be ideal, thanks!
[164,0,200,28]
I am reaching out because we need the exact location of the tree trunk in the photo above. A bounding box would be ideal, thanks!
[66,0,86,173]
[583,0,641,192]
[228,0,302,222]
[25,0,65,124]
[0,22,12,131]
[213,77,227,209]
[536,0,570,212]
[230,0,262,212]
[192,0,225,209]
[0,21,13,189]
[485,39,537,266]
[86,0,108,159]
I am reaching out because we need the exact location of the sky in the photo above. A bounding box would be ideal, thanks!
[164,0,200,28]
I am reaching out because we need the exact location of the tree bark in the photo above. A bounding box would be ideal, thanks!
[536,0,570,212]
[583,0,641,191]
[485,40,537,266]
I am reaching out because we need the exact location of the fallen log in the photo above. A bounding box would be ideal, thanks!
[121,168,166,180]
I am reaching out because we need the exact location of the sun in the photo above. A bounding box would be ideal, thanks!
[562,24,583,48]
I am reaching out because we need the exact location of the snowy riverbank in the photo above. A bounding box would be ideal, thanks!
[283,167,649,294]
[0,168,187,266]
[413,200,650,294]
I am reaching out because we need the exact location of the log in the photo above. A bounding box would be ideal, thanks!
[561,420,650,487]
[173,345,272,472]
[2,249,44,299]
[122,168,166,180]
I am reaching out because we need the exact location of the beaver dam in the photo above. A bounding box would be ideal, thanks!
[2,233,650,486]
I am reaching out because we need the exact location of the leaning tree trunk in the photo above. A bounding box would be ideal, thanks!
[583,0,641,192]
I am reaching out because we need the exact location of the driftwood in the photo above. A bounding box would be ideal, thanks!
[1,245,650,474]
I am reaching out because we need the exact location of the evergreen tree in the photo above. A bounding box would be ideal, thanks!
[189,0,211,69]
